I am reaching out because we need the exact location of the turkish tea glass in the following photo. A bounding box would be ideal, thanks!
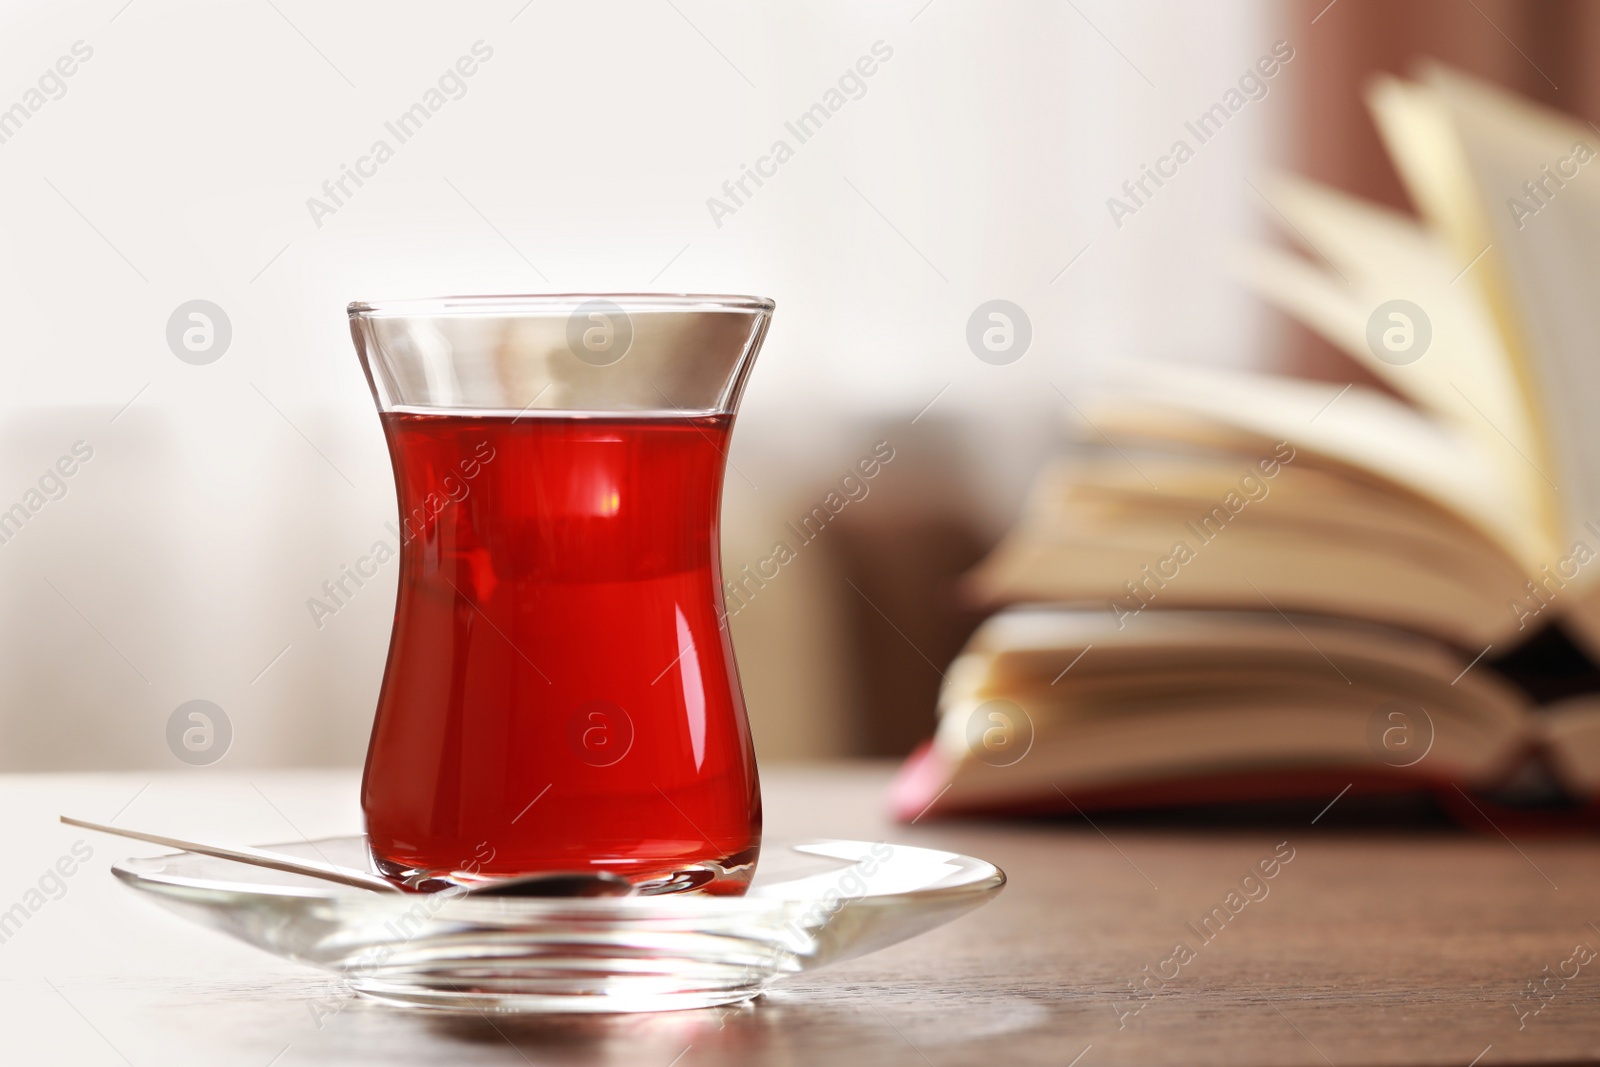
[348,295,772,895]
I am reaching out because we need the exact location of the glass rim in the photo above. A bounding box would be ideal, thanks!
[347,293,775,319]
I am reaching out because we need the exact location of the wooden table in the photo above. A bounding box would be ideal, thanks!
[3,763,1598,1066]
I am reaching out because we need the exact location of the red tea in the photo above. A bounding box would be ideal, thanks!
[361,411,761,893]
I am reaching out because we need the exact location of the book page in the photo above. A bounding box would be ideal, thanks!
[1083,361,1552,569]
[928,609,1533,807]
[1233,175,1541,483]
[1230,175,1557,560]
[968,449,1534,645]
[1426,66,1600,560]
[1367,74,1488,267]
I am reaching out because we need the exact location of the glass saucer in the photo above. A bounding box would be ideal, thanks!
[111,837,1004,1014]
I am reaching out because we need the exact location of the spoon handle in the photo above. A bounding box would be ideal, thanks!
[60,815,406,894]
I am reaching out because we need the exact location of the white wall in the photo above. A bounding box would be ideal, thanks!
[0,0,1285,769]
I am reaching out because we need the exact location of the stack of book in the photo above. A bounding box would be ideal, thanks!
[894,66,1600,825]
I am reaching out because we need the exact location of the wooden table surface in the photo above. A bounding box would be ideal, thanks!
[3,763,1599,1066]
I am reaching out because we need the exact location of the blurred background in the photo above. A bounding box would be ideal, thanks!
[0,0,1589,770]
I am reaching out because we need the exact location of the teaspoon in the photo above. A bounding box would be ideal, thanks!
[60,816,634,898]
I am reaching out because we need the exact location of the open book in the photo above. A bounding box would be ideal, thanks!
[891,607,1600,821]
[895,66,1600,822]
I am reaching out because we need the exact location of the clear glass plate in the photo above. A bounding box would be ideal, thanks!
[112,837,1004,1013]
